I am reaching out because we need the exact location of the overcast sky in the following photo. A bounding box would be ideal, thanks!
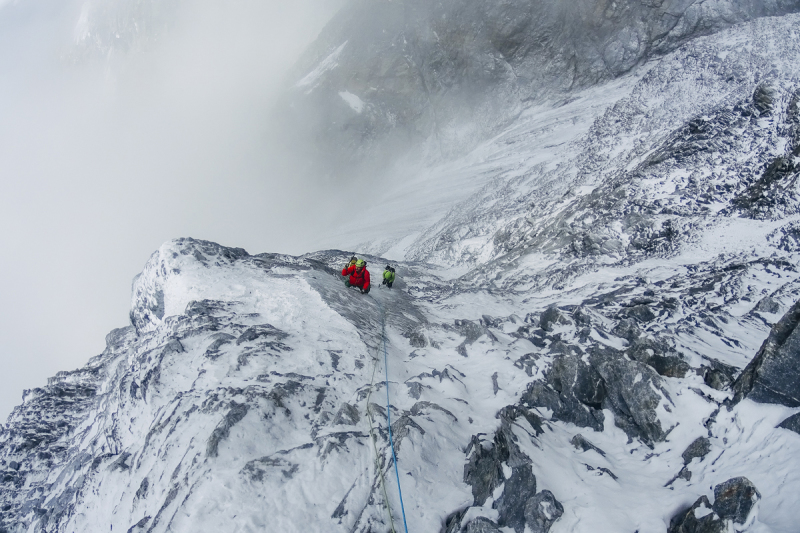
[0,0,347,421]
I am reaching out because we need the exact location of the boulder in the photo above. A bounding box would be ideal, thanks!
[441,508,467,533]
[548,354,605,408]
[668,495,725,533]
[570,434,606,456]
[523,490,564,533]
[464,517,502,533]
[712,477,760,526]
[668,477,761,533]
[682,437,711,465]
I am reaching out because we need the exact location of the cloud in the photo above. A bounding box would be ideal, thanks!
[0,0,347,420]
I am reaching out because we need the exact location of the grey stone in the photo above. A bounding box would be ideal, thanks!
[712,477,760,525]
[204,333,235,360]
[668,495,725,533]
[626,304,657,323]
[454,319,488,344]
[704,368,732,391]
[570,434,606,457]
[410,401,457,421]
[753,296,781,315]
[241,456,300,482]
[540,306,572,332]
[406,381,424,400]
[333,403,360,426]
[613,318,641,342]
[731,299,800,407]
[523,490,564,533]
[463,423,527,506]
[492,465,537,533]
[126,516,151,533]
[572,307,592,327]
[682,437,711,465]
[236,324,289,345]
[440,507,468,533]
[753,83,776,116]
[206,402,249,458]
[591,347,666,445]
[627,339,689,378]
[405,328,428,348]
[521,381,604,432]
[549,354,605,408]
[389,415,425,454]
[464,517,502,533]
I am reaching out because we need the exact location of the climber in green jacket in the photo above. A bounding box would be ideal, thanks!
[382,265,396,288]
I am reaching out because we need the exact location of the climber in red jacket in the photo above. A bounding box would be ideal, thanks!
[342,259,371,294]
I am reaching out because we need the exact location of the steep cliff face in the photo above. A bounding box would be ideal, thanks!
[279,0,800,174]
[3,6,800,533]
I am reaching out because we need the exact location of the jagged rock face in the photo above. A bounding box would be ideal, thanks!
[731,299,800,407]
[280,0,800,173]
[0,239,436,532]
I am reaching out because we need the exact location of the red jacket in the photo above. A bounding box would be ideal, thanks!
[342,264,370,290]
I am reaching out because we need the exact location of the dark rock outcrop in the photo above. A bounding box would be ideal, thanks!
[463,436,506,507]
[590,347,667,445]
[731,299,800,407]
[540,306,573,332]
[492,466,537,533]
[570,434,606,457]
[668,495,725,533]
[777,412,800,434]
[682,437,711,465]
[464,517,502,533]
[712,477,760,526]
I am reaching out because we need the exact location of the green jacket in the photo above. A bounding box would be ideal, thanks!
[383,270,396,283]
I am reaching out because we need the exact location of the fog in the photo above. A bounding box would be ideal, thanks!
[0,0,348,420]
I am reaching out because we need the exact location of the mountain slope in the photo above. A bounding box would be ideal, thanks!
[279,0,800,174]
[2,8,800,533]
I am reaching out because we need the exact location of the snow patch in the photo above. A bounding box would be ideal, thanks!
[338,91,364,113]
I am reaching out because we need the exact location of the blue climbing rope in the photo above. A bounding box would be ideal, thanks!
[377,297,410,533]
